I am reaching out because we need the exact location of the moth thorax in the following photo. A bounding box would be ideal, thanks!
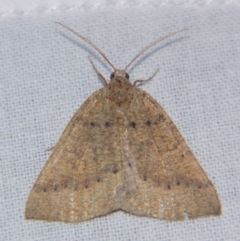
[108,77,134,106]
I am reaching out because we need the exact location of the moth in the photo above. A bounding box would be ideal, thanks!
[25,23,221,222]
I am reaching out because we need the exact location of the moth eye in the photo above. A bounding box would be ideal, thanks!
[110,73,115,79]
[125,73,129,80]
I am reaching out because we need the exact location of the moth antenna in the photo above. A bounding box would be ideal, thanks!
[56,22,116,71]
[124,28,189,71]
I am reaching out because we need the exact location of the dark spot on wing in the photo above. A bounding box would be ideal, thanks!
[146,120,151,126]
[154,114,166,124]
[90,122,95,126]
[105,122,110,127]
[54,184,59,192]
[130,122,136,128]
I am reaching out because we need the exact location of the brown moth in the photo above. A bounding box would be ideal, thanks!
[25,24,221,222]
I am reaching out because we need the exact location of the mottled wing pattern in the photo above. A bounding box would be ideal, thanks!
[25,89,124,222]
[120,88,221,220]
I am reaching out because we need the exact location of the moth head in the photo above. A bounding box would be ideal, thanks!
[108,69,134,106]
[110,70,130,82]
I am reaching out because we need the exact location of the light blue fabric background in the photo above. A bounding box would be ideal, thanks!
[1,1,240,240]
